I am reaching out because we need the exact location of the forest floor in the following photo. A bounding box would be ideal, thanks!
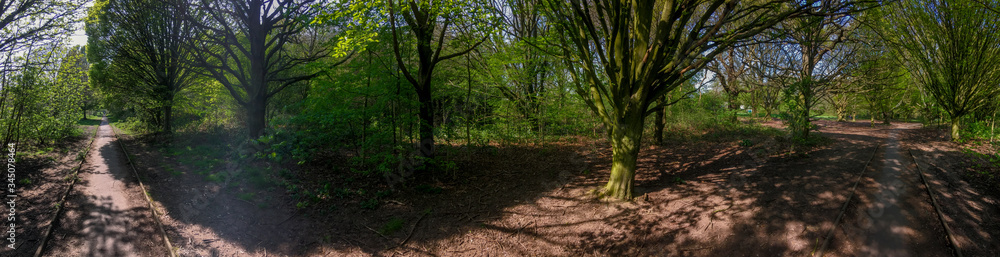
[13,118,999,257]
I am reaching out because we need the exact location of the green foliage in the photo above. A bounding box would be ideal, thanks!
[965,119,1000,141]
[652,91,732,138]
[1,46,93,146]
[877,0,1000,140]
[415,184,443,194]
[360,198,379,210]
[781,79,813,141]
[379,217,405,235]
[87,0,196,134]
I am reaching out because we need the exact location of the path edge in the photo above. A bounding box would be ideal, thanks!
[813,144,881,257]
[33,117,101,257]
[907,149,963,257]
[110,124,177,257]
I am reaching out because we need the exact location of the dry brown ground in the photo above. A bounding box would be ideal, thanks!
[100,119,1000,257]
[901,126,1000,257]
[0,125,96,257]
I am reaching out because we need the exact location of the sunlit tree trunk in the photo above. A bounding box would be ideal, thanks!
[951,116,961,141]
[601,109,644,199]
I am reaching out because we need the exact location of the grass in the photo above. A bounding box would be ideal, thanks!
[30,147,54,157]
[162,142,232,182]
[164,166,183,177]
[77,118,101,126]
[246,165,276,188]
[238,192,256,202]
[204,173,224,183]
[379,217,405,235]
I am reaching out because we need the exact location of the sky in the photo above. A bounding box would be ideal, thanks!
[69,1,94,46]
[70,31,87,46]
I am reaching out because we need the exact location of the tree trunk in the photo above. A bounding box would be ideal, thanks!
[654,102,665,145]
[797,91,811,139]
[990,113,995,142]
[836,105,846,122]
[727,92,739,122]
[466,54,473,146]
[601,112,644,200]
[417,86,435,161]
[951,116,961,141]
[247,96,266,138]
[163,104,172,133]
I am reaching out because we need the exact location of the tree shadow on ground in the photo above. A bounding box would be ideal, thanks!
[0,126,96,257]
[303,121,895,256]
[95,120,987,257]
[553,122,886,256]
[116,130,315,257]
[902,127,1000,257]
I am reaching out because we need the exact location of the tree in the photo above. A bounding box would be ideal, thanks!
[1,0,84,147]
[87,0,196,133]
[543,0,860,200]
[185,0,339,138]
[707,46,750,121]
[743,40,789,119]
[386,0,492,162]
[775,1,860,139]
[486,0,552,131]
[878,0,1000,140]
[0,0,84,54]
[848,23,907,125]
[57,46,96,119]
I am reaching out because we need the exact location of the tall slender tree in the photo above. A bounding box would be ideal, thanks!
[487,0,551,130]
[386,0,492,162]
[1,0,84,147]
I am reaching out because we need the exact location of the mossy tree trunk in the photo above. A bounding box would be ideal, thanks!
[951,116,961,141]
[601,111,645,199]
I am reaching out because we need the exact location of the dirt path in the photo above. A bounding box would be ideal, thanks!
[43,116,168,256]
[836,124,951,257]
[861,128,910,256]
